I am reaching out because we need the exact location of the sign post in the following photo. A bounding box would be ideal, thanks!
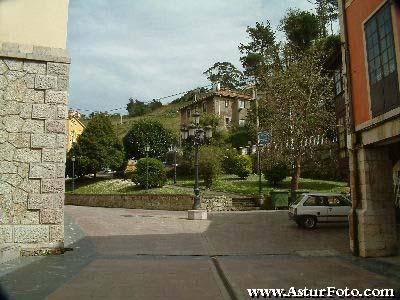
[257,132,271,207]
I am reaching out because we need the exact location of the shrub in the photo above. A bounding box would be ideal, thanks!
[264,163,289,186]
[222,148,239,174]
[132,158,167,188]
[199,146,223,188]
[232,155,253,179]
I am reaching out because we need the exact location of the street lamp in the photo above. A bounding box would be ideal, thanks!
[169,144,178,184]
[71,156,76,193]
[180,112,213,220]
[145,145,150,190]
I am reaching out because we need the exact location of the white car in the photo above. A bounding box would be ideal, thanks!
[288,193,351,229]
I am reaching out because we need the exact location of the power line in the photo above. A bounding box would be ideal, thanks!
[68,83,213,114]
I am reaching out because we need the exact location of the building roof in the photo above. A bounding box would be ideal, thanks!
[179,88,253,110]
[68,116,86,129]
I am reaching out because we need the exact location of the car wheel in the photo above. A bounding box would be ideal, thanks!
[301,216,317,229]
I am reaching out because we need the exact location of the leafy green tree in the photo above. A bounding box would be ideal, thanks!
[123,120,175,160]
[280,9,320,51]
[203,62,245,90]
[132,158,167,188]
[171,87,208,104]
[238,22,277,81]
[313,0,339,36]
[126,98,149,117]
[66,114,125,178]
[149,100,163,111]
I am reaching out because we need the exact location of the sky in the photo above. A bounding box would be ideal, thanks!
[67,0,315,114]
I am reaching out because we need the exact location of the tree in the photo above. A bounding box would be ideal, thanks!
[148,99,163,111]
[238,22,277,81]
[203,62,245,90]
[258,46,335,197]
[280,9,320,51]
[311,0,339,36]
[126,98,149,117]
[123,120,175,160]
[66,114,125,178]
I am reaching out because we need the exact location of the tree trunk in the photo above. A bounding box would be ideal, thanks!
[290,158,301,204]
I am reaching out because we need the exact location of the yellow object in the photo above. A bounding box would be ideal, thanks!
[67,114,85,151]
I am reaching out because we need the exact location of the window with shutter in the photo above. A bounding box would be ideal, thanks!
[365,2,400,117]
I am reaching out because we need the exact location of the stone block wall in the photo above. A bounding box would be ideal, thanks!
[0,42,69,251]
[349,146,398,257]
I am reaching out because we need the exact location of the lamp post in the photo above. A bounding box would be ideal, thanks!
[169,145,178,184]
[180,113,213,219]
[145,145,150,190]
[72,156,76,193]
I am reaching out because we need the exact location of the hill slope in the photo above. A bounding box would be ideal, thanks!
[109,101,186,140]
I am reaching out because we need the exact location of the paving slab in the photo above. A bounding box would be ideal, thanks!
[217,255,400,299]
[0,206,398,300]
[47,258,227,300]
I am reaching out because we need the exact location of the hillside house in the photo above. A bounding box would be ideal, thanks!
[180,88,253,128]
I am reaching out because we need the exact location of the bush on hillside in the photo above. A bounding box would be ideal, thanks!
[132,158,167,188]
[222,149,239,174]
[232,155,253,179]
[263,163,289,187]
[199,146,223,188]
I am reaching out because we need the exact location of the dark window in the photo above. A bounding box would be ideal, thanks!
[202,102,206,113]
[365,2,400,117]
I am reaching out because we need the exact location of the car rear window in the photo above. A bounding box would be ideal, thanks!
[304,196,328,206]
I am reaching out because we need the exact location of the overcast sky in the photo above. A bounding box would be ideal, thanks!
[67,0,315,114]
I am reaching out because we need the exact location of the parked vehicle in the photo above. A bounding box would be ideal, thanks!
[288,193,351,229]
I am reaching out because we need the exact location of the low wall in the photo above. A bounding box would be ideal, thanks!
[65,194,194,211]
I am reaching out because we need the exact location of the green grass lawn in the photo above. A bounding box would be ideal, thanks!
[65,177,194,195]
[66,174,349,197]
[172,174,349,197]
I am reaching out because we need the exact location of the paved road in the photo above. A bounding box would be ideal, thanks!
[0,206,399,299]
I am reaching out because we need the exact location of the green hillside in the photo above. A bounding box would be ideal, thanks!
[109,101,187,140]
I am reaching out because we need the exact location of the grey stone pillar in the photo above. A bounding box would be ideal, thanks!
[0,42,69,252]
[350,146,398,257]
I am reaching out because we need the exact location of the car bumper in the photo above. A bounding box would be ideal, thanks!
[288,211,298,221]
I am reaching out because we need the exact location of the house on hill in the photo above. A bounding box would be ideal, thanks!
[67,110,85,151]
[179,87,253,128]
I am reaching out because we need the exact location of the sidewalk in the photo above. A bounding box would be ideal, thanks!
[0,206,399,299]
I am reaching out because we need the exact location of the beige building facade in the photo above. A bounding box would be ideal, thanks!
[180,89,253,129]
[0,0,70,261]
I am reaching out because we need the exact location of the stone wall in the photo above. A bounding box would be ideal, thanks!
[65,194,243,212]
[0,42,70,251]
[65,194,195,211]
[349,146,398,257]
[201,195,233,212]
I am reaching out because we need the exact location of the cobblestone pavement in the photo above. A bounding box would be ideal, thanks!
[0,206,399,299]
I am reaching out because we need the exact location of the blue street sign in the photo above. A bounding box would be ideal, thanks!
[258,131,271,146]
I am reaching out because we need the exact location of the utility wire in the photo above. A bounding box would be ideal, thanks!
[68,83,213,114]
